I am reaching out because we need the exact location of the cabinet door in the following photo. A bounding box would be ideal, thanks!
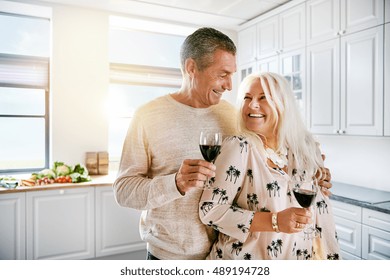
[0,192,26,260]
[341,0,384,35]
[385,23,390,136]
[332,200,362,222]
[280,49,306,120]
[257,55,279,73]
[279,3,306,51]
[362,226,390,259]
[332,200,362,258]
[307,39,340,134]
[362,208,390,259]
[307,0,340,45]
[340,26,384,135]
[26,188,94,260]
[238,25,257,65]
[239,61,257,82]
[95,186,145,258]
[334,216,362,258]
[386,0,390,23]
[362,208,390,232]
[257,15,279,59]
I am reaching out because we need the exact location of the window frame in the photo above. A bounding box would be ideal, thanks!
[0,11,50,174]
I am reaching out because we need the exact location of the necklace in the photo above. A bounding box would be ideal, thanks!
[264,146,288,168]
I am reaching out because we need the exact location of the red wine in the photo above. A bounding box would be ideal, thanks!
[293,188,316,208]
[199,145,221,162]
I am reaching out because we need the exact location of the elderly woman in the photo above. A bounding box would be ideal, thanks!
[199,72,340,260]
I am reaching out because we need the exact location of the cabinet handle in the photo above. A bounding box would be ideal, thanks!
[340,30,346,35]
[337,130,346,134]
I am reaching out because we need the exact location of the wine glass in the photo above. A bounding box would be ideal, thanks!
[199,131,222,189]
[291,174,318,239]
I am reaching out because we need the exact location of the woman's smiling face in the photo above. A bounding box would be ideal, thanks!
[241,78,277,140]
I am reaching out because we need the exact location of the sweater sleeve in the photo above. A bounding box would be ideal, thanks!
[199,136,255,242]
[112,110,182,210]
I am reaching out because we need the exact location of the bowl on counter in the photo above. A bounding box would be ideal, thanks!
[0,179,19,189]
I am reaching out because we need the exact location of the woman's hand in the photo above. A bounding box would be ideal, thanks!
[175,159,216,194]
[277,207,312,234]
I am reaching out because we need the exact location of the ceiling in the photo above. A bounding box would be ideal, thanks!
[38,0,291,31]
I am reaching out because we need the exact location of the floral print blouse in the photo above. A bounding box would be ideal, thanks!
[199,136,341,260]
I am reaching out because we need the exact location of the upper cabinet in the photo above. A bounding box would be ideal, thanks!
[306,0,340,45]
[238,0,387,136]
[238,25,257,65]
[308,26,383,136]
[341,0,384,34]
[307,0,384,46]
[257,3,306,59]
[340,26,383,136]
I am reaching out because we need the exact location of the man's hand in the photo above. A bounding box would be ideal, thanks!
[316,154,332,196]
[175,159,215,194]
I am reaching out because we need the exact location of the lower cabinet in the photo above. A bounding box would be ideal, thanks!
[26,187,95,260]
[332,200,390,260]
[0,192,26,260]
[362,208,390,259]
[0,185,145,260]
[332,200,362,259]
[95,186,144,258]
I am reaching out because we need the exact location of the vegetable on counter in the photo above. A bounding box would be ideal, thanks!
[27,161,91,186]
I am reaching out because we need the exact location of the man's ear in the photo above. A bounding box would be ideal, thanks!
[185,58,196,78]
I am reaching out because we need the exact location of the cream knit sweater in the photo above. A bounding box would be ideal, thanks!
[113,94,238,259]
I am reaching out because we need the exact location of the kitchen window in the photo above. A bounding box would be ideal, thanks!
[108,19,185,169]
[0,8,51,173]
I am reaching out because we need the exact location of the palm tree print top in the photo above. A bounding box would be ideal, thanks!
[199,136,341,260]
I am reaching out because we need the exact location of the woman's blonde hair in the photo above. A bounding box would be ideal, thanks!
[236,72,323,178]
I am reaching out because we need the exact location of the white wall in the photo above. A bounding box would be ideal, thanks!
[317,135,390,192]
[51,5,109,165]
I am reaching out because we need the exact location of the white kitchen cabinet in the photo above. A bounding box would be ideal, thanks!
[306,0,340,45]
[332,200,362,259]
[340,0,384,34]
[362,208,390,260]
[257,3,306,59]
[340,26,383,135]
[385,23,390,136]
[307,26,383,135]
[26,187,95,260]
[257,55,279,73]
[238,25,257,65]
[0,192,26,260]
[306,0,384,46]
[307,38,340,134]
[95,186,145,258]
[332,200,390,260]
[386,0,390,23]
[239,61,257,82]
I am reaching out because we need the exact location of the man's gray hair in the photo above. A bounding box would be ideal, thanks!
[180,27,236,72]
